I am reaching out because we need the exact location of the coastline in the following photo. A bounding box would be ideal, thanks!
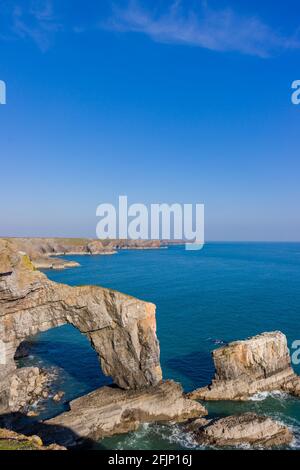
[1,240,300,450]
[1,238,174,270]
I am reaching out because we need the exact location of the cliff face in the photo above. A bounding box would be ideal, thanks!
[189,332,300,401]
[213,331,291,382]
[0,240,162,412]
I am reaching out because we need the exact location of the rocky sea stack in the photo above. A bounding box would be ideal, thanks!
[189,331,300,401]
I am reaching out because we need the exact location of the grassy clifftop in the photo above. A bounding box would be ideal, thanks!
[0,428,65,450]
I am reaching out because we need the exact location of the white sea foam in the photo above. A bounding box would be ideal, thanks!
[249,390,289,401]
[113,423,151,450]
[162,424,199,449]
[113,423,203,450]
[258,411,300,449]
[290,429,300,449]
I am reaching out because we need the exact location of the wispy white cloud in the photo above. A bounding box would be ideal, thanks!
[1,0,61,51]
[1,0,299,57]
[104,0,300,58]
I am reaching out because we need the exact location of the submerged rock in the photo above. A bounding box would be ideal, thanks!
[52,391,65,402]
[43,380,207,447]
[187,412,293,448]
[189,331,300,401]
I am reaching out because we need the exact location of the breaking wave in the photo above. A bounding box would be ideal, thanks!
[249,390,289,401]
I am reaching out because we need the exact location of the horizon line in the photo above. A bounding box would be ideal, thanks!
[1,236,300,244]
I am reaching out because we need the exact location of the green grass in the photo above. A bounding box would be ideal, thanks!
[0,439,39,450]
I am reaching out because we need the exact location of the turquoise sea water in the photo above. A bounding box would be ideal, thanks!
[21,243,300,449]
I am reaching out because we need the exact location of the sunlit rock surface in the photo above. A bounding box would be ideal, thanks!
[189,331,300,401]
[187,412,293,448]
[44,380,207,447]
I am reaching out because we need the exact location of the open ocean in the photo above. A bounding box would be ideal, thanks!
[21,243,300,449]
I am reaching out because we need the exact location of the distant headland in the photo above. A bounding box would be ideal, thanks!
[0,237,180,270]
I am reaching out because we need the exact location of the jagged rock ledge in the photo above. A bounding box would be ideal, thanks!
[186,413,293,448]
[41,380,207,447]
[41,386,294,449]
[188,331,300,401]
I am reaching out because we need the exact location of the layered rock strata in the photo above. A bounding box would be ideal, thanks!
[187,412,293,448]
[189,331,300,401]
[43,380,207,447]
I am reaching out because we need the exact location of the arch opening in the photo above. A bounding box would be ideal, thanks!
[14,325,112,420]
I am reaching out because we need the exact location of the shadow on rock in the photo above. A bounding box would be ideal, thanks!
[0,411,102,449]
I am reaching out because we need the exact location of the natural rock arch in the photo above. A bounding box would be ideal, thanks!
[0,241,162,412]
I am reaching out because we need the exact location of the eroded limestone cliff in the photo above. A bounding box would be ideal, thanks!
[0,239,162,413]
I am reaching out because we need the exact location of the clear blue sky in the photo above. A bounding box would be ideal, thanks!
[0,0,300,240]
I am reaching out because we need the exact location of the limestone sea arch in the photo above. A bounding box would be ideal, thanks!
[0,239,162,412]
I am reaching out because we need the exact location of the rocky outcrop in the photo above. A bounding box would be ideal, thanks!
[0,240,162,412]
[0,428,66,450]
[187,413,292,448]
[8,367,49,413]
[281,374,300,396]
[189,332,300,401]
[31,258,80,270]
[43,380,207,447]
[1,238,116,259]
